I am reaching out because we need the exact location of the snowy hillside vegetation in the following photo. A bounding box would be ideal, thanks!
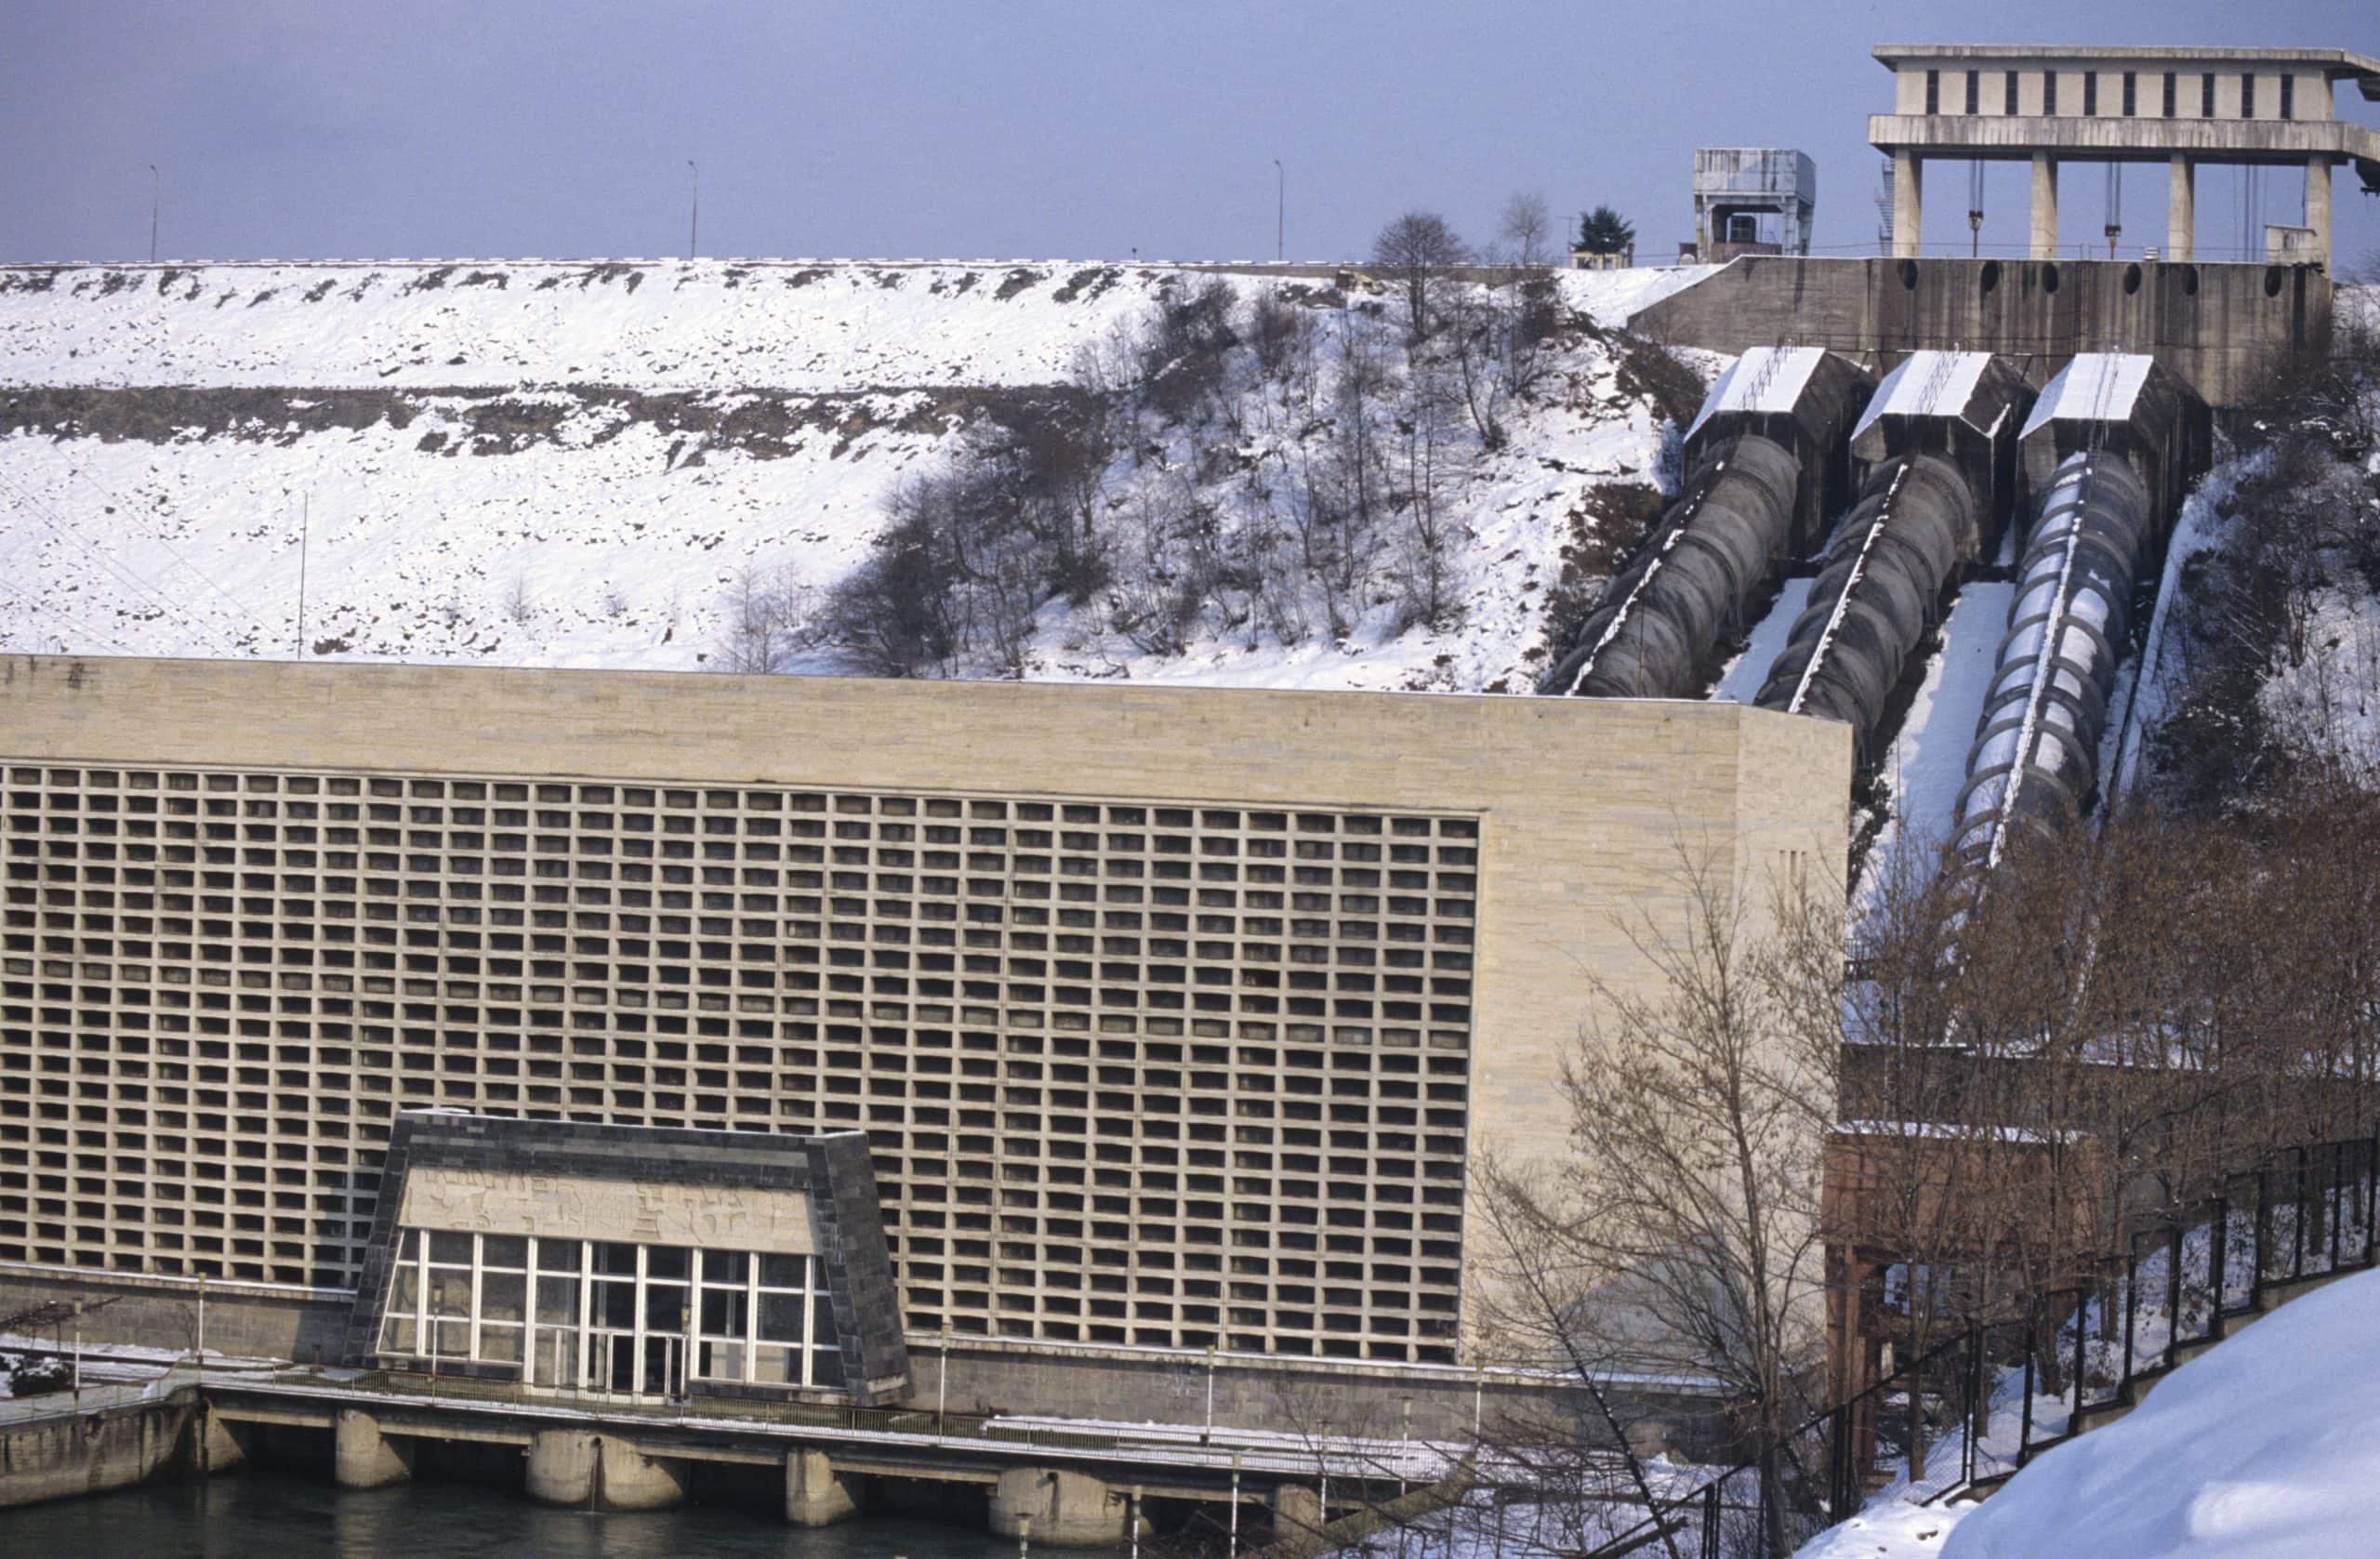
[2140,307,2380,807]
[0,258,1709,688]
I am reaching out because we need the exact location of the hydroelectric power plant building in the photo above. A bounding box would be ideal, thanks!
[0,656,1847,1426]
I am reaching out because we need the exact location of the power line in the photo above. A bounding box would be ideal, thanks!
[0,469,248,655]
[60,461,267,636]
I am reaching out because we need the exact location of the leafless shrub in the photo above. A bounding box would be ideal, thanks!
[710,563,817,674]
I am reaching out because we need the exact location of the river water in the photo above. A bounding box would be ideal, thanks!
[0,1473,1026,1559]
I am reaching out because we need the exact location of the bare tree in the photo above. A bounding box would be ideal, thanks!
[1476,844,1843,1557]
[1370,211,1469,344]
[1497,192,1555,271]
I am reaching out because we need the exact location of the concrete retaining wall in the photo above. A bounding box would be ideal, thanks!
[1630,256,2329,407]
[0,1265,348,1363]
[0,1388,238,1510]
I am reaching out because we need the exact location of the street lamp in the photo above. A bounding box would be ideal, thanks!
[1273,159,1284,263]
[687,159,699,260]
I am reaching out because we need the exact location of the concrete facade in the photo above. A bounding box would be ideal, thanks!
[1868,45,2380,265]
[1629,254,2327,409]
[0,655,1847,1385]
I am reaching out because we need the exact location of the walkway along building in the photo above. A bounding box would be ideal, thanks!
[0,656,1847,1428]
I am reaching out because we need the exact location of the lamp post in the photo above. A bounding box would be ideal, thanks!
[1398,1395,1411,1496]
[1228,1450,1242,1553]
[1273,159,1284,263]
[687,160,699,260]
[148,165,159,264]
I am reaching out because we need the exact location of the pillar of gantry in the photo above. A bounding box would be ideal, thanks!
[2307,155,2333,270]
[2166,156,2195,264]
[1892,150,1924,258]
[2030,152,2059,259]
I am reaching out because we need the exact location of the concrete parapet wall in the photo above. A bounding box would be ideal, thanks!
[1629,256,2328,407]
[908,1337,1726,1458]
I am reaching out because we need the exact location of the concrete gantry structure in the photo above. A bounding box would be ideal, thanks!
[1693,149,1818,259]
[1869,45,2380,266]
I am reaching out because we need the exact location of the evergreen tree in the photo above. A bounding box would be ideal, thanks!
[1574,205,1636,256]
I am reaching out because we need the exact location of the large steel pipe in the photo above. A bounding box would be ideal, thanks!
[1756,454,1978,755]
[1546,435,1803,699]
[1951,452,2156,867]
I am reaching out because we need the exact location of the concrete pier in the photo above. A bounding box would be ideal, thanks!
[523,1429,688,1513]
[2167,156,2195,263]
[2030,153,2058,260]
[1269,1483,1324,1535]
[784,1447,862,1526]
[331,1408,413,1490]
[990,1467,1128,1547]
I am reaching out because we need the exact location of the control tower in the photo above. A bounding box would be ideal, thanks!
[1694,148,1818,258]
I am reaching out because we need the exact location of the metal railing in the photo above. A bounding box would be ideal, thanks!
[1582,1129,2380,1558]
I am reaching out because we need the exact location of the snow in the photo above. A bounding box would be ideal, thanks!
[1685,346,1830,443]
[2018,353,2156,442]
[0,258,1681,694]
[1858,581,2012,896]
[1713,576,1810,702]
[0,259,1164,392]
[1850,351,1994,445]
[1553,263,1721,327]
[1796,1500,1961,1558]
[1937,1265,2380,1559]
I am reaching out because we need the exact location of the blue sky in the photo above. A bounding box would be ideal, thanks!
[3,0,2373,271]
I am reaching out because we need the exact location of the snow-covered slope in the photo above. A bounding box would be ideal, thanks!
[0,258,1699,687]
[1941,1265,2380,1559]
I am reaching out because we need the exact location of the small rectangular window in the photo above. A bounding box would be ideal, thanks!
[2005,72,2019,115]
[2162,72,2176,118]
[2241,73,2255,117]
[2083,73,2098,117]
[1965,69,1979,114]
[2044,72,2058,115]
[2122,73,2136,117]
[1925,69,1940,115]
[2281,75,2294,121]
[2202,73,2215,117]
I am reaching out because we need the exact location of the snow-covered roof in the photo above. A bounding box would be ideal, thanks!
[1850,350,1995,444]
[1685,346,1830,442]
[2019,353,2157,441]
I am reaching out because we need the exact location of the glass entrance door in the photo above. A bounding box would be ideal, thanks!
[641,1333,683,1396]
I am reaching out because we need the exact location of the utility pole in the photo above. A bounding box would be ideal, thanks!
[295,493,310,659]
[687,160,699,260]
[1274,159,1284,262]
[149,165,160,264]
